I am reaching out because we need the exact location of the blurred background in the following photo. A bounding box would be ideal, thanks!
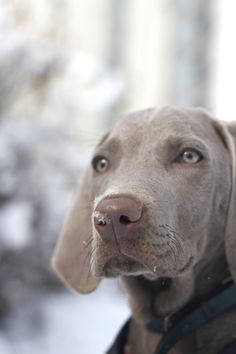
[0,0,235,353]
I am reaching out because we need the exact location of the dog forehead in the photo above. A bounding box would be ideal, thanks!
[112,106,214,143]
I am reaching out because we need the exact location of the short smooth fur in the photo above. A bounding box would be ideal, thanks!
[52,107,236,354]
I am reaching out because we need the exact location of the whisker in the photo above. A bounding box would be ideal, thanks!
[75,233,93,256]
[78,240,97,282]
[82,237,94,250]
[168,241,177,265]
[86,246,97,278]
[161,226,185,265]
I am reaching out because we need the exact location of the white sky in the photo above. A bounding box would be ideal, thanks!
[211,1,236,122]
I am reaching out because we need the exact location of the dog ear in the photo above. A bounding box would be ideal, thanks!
[51,168,101,293]
[212,120,236,281]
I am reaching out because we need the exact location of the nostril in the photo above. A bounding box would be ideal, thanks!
[95,196,143,231]
[119,215,131,225]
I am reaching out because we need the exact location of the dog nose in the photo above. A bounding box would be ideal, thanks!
[94,195,143,242]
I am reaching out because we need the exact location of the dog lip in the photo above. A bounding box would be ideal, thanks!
[117,249,164,278]
[93,241,194,279]
[119,247,162,275]
[102,255,147,277]
[176,256,194,273]
[97,243,166,278]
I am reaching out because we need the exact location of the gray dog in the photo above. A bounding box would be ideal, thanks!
[52,107,236,354]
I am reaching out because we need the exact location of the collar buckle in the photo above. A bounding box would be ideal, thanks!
[164,314,172,331]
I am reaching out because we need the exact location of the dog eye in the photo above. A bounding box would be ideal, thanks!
[178,149,203,164]
[92,155,109,172]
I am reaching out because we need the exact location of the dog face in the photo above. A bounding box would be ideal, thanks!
[90,107,231,280]
[52,107,236,294]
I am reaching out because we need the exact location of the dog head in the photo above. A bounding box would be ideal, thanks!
[52,107,236,294]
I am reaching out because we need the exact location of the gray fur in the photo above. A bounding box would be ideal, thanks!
[52,107,236,354]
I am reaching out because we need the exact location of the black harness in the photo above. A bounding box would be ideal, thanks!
[106,281,236,354]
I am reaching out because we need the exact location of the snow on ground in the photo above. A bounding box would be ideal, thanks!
[0,280,130,354]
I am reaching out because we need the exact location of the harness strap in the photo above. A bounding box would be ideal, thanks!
[105,318,131,354]
[218,339,236,354]
[148,283,236,354]
[105,282,236,354]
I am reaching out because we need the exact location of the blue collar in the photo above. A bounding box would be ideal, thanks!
[147,279,236,354]
[106,279,236,354]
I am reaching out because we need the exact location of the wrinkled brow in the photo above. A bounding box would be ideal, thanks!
[95,136,121,154]
[162,135,208,151]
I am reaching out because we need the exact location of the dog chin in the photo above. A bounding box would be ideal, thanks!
[98,255,146,278]
[96,255,159,279]
[93,249,194,280]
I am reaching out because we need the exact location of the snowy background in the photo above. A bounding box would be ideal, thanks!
[0,1,236,354]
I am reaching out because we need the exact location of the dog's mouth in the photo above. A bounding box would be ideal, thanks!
[92,220,194,279]
[93,244,194,280]
[102,254,155,278]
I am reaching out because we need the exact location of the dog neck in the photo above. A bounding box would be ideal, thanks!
[194,239,230,298]
[122,240,232,354]
[121,222,232,354]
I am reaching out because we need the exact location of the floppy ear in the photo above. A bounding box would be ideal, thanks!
[51,168,101,293]
[212,120,236,281]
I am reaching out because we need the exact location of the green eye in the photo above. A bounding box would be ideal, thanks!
[92,155,109,172]
[178,149,203,164]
